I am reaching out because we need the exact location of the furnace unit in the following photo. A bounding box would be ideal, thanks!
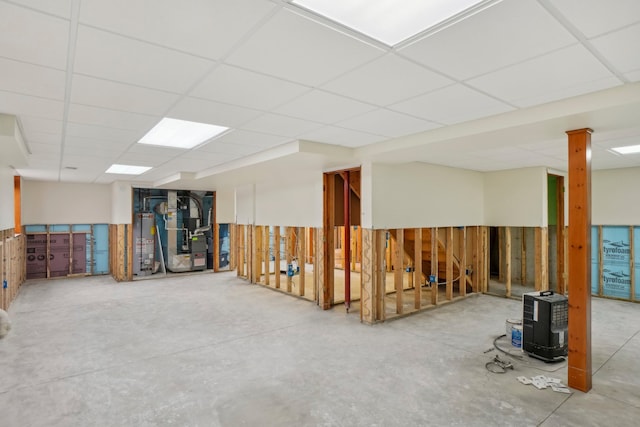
[522,291,568,362]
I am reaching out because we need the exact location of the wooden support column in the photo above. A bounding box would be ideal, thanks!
[394,229,404,314]
[414,228,423,309]
[498,228,505,283]
[344,170,351,311]
[460,227,467,297]
[431,228,439,305]
[567,127,592,393]
[505,226,512,298]
[446,227,453,301]
[274,226,281,289]
[298,227,306,297]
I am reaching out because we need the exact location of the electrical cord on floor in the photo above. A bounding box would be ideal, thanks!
[487,334,568,373]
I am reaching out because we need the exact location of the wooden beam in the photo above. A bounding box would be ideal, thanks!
[498,228,505,283]
[299,227,305,297]
[567,127,593,393]
[375,230,386,320]
[446,227,453,301]
[431,228,439,305]
[264,226,270,286]
[274,226,281,289]
[505,226,512,298]
[521,228,527,286]
[322,173,335,309]
[394,229,404,314]
[286,226,293,293]
[414,227,422,309]
[460,227,467,297]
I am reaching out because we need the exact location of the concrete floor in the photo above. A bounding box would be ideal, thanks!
[1,273,639,427]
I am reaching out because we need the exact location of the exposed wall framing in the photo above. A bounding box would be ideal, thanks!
[109,224,132,282]
[1,228,26,311]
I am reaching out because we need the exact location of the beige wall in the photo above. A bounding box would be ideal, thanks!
[0,167,15,230]
[593,167,640,225]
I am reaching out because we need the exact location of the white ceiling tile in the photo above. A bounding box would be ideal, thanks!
[68,104,159,131]
[71,75,180,115]
[63,143,126,157]
[195,141,262,156]
[15,168,60,181]
[163,157,219,172]
[168,97,262,128]
[625,69,640,82]
[0,57,66,100]
[19,116,63,137]
[28,142,61,155]
[321,54,453,106]
[467,44,619,108]
[0,2,69,69]
[113,153,167,167]
[0,90,64,120]
[299,126,387,148]
[179,149,247,161]
[65,123,142,144]
[337,108,440,138]
[200,130,291,150]
[226,8,383,86]
[126,144,185,157]
[274,90,375,124]
[591,23,640,75]
[191,64,310,111]
[241,113,323,137]
[74,25,215,93]
[549,0,640,38]
[399,0,576,80]
[61,155,113,170]
[389,84,513,125]
[9,0,72,18]
[23,132,61,146]
[79,0,276,60]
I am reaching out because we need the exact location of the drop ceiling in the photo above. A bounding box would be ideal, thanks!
[0,0,639,189]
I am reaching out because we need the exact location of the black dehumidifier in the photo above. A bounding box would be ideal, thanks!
[522,291,568,362]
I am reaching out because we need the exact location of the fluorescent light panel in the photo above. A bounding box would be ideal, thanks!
[612,144,640,154]
[106,164,152,175]
[290,0,484,46]
[138,117,229,149]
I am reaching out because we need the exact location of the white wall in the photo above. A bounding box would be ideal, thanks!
[235,184,255,225]
[22,180,112,224]
[484,167,548,227]
[216,189,235,223]
[0,167,14,230]
[370,162,484,228]
[593,167,640,225]
[111,181,132,224]
[254,172,323,227]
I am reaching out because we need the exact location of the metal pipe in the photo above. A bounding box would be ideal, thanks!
[344,170,351,312]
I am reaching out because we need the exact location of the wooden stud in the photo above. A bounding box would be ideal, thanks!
[498,228,505,283]
[394,229,404,314]
[322,173,335,309]
[264,226,270,286]
[299,227,306,297]
[316,227,324,305]
[460,227,467,297]
[431,228,439,305]
[360,228,375,324]
[446,227,453,301]
[286,226,293,293]
[274,226,281,289]
[505,226,512,298]
[567,127,593,393]
[414,227,422,309]
[375,230,386,321]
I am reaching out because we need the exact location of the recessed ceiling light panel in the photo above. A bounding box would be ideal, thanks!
[138,117,229,149]
[290,0,485,46]
[612,144,640,155]
[105,164,152,175]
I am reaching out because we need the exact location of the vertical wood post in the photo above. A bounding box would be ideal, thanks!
[460,227,467,297]
[286,227,293,292]
[344,171,351,311]
[567,127,592,393]
[431,227,439,305]
[375,230,386,320]
[264,226,270,286]
[394,229,404,314]
[446,227,453,301]
[414,228,423,309]
[299,227,306,297]
[360,228,375,324]
[322,173,335,309]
